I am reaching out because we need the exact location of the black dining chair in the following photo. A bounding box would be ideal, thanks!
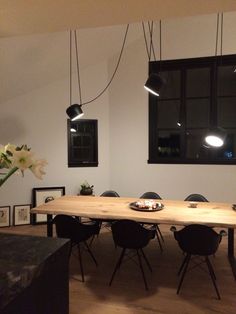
[170,224,226,299]
[184,194,209,202]
[53,214,99,282]
[109,219,155,290]
[100,190,120,197]
[140,192,164,251]
[97,190,120,230]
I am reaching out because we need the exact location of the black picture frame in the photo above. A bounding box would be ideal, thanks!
[13,204,31,226]
[31,186,65,224]
[0,206,10,227]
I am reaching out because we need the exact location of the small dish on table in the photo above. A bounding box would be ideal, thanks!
[188,201,198,208]
[129,200,164,212]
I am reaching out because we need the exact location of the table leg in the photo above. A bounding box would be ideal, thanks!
[228,228,236,280]
[47,214,53,237]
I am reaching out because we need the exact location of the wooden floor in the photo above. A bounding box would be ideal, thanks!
[2,224,236,314]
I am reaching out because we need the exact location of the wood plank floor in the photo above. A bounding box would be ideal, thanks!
[1,224,236,313]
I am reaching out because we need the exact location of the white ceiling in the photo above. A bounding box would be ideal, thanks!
[1,0,236,104]
[1,0,236,37]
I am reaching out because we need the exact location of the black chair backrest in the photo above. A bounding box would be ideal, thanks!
[184,194,208,202]
[54,214,97,242]
[100,190,120,197]
[140,192,162,199]
[111,219,153,249]
[174,224,221,255]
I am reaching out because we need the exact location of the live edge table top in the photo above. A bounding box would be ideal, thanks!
[31,195,236,229]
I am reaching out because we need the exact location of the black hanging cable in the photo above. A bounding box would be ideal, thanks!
[220,13,224,60]
[79,24,129,106]
[74,30,83,105]
[159,20,162,72]
[142,22,151,60]
[215,13,220,57]
[148,21,156,61]
[69,30,72,106]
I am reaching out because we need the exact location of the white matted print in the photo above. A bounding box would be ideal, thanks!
[0,206,10,227]
[13,204,31,226]
[32,187,65,224]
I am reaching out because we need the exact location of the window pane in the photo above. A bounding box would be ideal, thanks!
[186,99,210,128]
[159,70,181,99]
[218,65,236,96]
[214,132,236,160]
[186,68,210,97]
[157,100,181,129]
[157,131,180,158]
[217,97,236,128]
[186,130,210,159]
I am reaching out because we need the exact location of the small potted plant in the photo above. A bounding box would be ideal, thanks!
[80,181,94,195]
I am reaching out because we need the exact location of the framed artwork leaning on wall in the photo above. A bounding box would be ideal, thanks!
[0,206,10,227]
[31,186,65,224]
[13,204,31,226]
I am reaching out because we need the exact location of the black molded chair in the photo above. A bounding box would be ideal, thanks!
[140,192,164,251]
[109,219,155,290]
[170,224,226,299]
[184,194,209,202]
[100,190,120,197]
[54,214,99,282]
[97,190,120,230]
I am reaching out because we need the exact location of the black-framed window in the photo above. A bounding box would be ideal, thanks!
[67,119,98,167]
[148,54,236,164]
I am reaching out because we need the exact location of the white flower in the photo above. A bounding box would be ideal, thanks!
[4,143,16,154]
[12,149,34,171]
[30,159,48,179]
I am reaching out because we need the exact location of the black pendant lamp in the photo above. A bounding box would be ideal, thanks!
[144,73,164,96]
[204,13,226,148]
[143,21,164,96]
[66,30,84,120]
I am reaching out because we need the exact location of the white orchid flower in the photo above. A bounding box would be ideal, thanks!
[12,149,34,171]
[4,143,16,154]
[30,159,48,179]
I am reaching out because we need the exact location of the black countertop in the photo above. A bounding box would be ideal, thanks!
[0,233,70,311]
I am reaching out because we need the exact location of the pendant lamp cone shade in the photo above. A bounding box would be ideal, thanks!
[66,104,84,121]
[204,128,226,148]
[144,73,164,96]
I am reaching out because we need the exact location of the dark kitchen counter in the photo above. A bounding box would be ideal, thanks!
[0,232,70,314]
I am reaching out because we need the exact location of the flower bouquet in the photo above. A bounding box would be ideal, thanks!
[0,143,47,187]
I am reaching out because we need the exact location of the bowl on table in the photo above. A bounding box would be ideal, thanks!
[189,201,198,208]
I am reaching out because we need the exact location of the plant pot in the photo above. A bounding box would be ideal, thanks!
[80,188,93,195]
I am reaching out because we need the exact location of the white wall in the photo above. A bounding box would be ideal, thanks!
[1,11,236,219]
[0,43,110,212]
[109,12,236,202]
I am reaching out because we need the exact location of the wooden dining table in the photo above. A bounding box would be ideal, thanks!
[31,195,236,279]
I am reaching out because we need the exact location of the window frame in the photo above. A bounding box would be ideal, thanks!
[67,119,98,167]
[148,54,236,165]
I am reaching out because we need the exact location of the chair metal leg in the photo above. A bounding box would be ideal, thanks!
[140,248,152,272]
[155,230,163,252]
[77,243,84,282]
[156,225,164,242]
[137,249,149,290]
[84,241,98,266]
[177,254,191,294]
[178,253,188,276]
[206,257,217,280]
[205,256,221,300]
[109,248,126,286]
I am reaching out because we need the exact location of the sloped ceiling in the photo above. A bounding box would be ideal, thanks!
[1,0,236,37]
[1,1,236,104]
